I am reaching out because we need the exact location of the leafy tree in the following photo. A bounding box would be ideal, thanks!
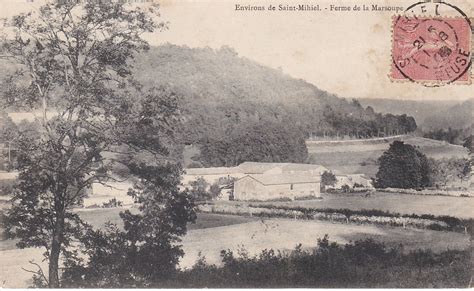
[463,135,472,154]
[375,141,432,189]
[429,158,471,188]
[321,171,337,191]
[1,2,194,287]
[188,177,211,201]
[61,163,196,287]
[209,183,222,199]
[0,111,18,170]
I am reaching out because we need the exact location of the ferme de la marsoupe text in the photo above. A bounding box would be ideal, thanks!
[235,4,404,13]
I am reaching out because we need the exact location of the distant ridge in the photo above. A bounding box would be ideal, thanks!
[358,98,471,130]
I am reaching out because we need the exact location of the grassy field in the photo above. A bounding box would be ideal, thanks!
[179,218,471,269]
[223,192,474,219]
[75,207,257,230]
[0,210,257,288]
[1,211,471,287]
[306,136,469,177]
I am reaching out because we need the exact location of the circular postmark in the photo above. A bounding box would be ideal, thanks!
[391,1,472,86]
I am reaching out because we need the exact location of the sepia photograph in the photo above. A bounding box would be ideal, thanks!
[0,0,472,288]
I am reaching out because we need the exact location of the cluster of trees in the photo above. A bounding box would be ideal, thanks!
[197,120,308,167]
[375,141,471,189]
[188,176,236,201]
[180,99,418,145]
[423,127,470,145]
[319,101,417,138]
[428,158,471,189]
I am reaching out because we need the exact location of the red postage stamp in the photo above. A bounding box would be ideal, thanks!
[391,2,472,86]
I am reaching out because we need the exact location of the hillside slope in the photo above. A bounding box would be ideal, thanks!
[358,98,471,131]
[132,45,416,144]
[1,44,419,164]
[134,44,335,105]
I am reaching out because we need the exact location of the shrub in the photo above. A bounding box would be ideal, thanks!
[101,198,123,208]
[341,184,351,193]
[175,237,471,288]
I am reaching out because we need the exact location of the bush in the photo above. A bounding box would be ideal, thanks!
[175,237,470,288]
[341,184,351,193]
[101,198,123,208]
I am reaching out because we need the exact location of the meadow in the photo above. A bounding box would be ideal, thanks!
[306,136,469,177]
[227,191,474,219]
[1,201,472,288]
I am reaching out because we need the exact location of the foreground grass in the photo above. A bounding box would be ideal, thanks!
[1,216,470,288]
[65,236,471,288]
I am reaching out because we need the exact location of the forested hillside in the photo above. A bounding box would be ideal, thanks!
[133,44,416,144]
[1,44,418,166]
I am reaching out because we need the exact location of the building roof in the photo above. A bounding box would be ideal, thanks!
[237,162,326,174]
[241,173,321,186]
[185,162,327,176]
[280,163,327,173]
[237,162,286,174]
[185,167,241,176]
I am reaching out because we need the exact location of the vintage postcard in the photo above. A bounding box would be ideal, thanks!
[0,0,472,288]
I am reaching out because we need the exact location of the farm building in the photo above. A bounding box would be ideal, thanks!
[183,162,327,186]
[83,181,135,207]
[182,166,245,186]
[234,173,321,201]
[183,162,328,200]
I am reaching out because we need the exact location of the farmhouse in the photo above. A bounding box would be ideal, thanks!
[234,173,321,201]
[183,162,328,185]
[183,162,329,200]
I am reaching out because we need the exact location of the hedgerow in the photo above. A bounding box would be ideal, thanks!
[197,203,467,233]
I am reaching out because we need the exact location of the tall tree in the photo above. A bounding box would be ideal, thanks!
[375,141,431,189]
[1,2,193,287]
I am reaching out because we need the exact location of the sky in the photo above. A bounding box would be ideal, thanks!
[1,0,473,101]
